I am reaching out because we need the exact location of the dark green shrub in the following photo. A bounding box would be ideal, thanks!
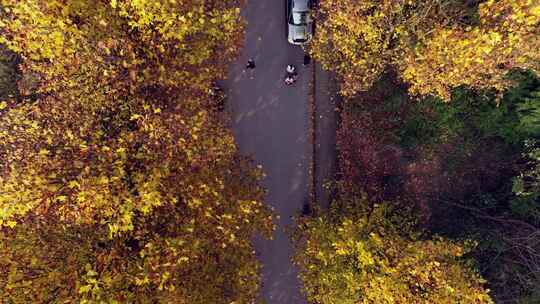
[0,45,19,100]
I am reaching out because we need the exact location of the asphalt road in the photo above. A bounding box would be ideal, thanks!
[221,1,311,303]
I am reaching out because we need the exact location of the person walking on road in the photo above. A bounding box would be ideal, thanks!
[286,64,296,74]
[285,64,298,85]
[246,58,256,69]
[284,75,295,85]
[303,54,311,66]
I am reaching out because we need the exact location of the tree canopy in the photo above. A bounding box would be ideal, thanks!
[310,0,540,99]
[293,197,493,304]
[0,1,273,303]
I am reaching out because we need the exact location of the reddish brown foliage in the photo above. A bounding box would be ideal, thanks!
[337,73,406,202]
[337,72,516,221]
[338,111,403,201]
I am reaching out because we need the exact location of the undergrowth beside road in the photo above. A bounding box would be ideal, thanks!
[335,70,540,302]
[0,46,18,100]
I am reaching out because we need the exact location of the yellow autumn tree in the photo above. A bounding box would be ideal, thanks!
[0,96,273,302]
[0,0,243,96]
[310,0,540,100]
[293,197,493,304]
[0,0,273,303]
[403,0,540,100]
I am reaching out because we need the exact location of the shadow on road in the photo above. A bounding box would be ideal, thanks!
[220,1,313,303]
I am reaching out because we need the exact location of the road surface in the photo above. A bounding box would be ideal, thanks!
[222,1,311,303]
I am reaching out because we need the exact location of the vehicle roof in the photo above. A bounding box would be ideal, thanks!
[289,23,307,40]
[292,0,309,12]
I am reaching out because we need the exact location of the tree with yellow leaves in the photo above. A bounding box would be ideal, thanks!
[293,196,493,304]
[0,0,243,96]
[310,0,540,100]
[0,0,273,303]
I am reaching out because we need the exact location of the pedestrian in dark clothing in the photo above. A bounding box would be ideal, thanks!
[246,58,256,69]
[303,54,311,66]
